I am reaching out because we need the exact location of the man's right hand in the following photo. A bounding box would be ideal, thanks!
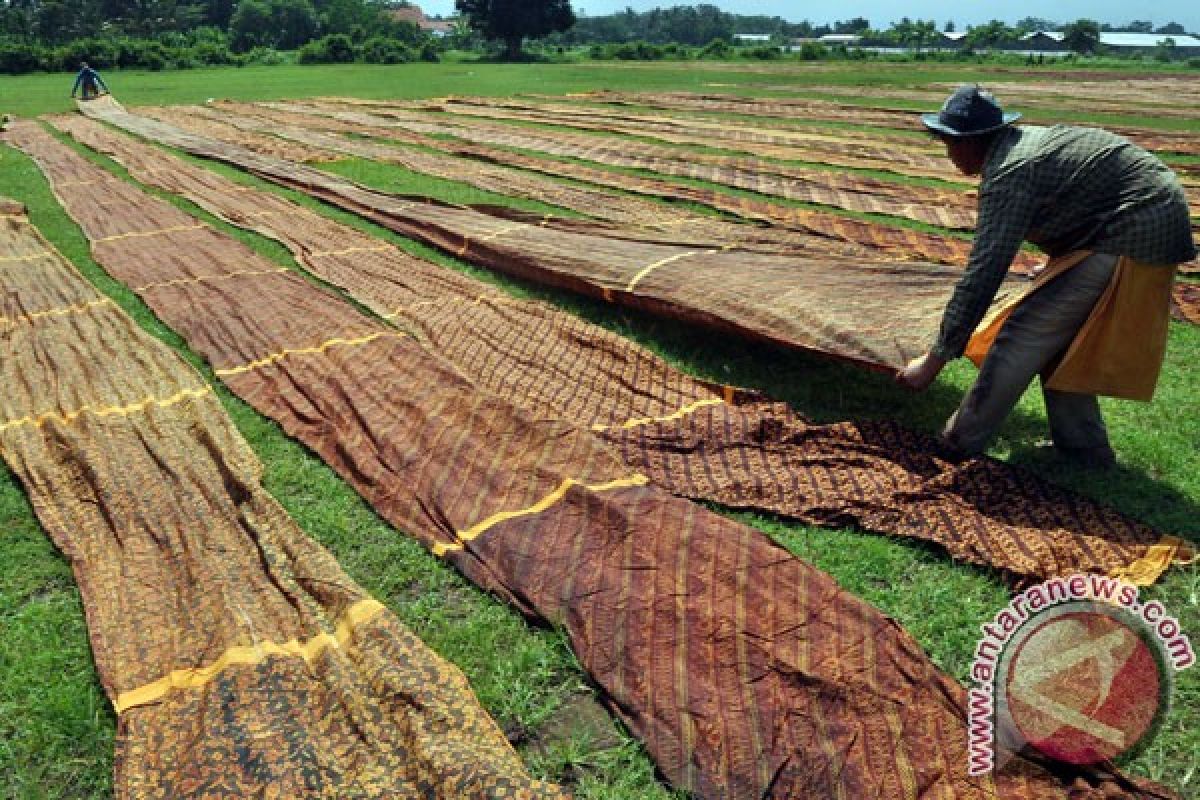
[895,352,948,392]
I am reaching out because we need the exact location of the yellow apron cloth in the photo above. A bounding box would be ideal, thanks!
[965,251,1176,402]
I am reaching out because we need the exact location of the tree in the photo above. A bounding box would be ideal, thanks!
[1124,20,1153,33]
[1014,17,1057,35]
[944,20,955,33]
[1062,18,1100,54]
[230,0,318,51]
[1156,22,1186,35]
[963,19,1015,50]
[455,0,575,60]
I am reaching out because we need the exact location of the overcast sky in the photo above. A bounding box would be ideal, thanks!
[418,1,1199,33]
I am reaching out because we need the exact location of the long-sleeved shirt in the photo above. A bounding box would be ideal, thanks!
[933,124,1197,360]
[71,67,109,96]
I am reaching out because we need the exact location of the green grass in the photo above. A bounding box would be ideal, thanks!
[1,62,1197,798]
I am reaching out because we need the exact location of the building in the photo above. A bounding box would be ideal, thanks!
[1021,30,1200,56]
[818,33,863,46]
[387,4,455,37]
[733,34,773,44]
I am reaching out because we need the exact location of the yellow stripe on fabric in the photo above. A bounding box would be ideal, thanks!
[625,251,703,293]
[0,386,213,434]
[96,224,205,243]
[458,224,528,257]
[0,252,53,263]
[135,267,290,292]
[215,331,404,377]
[433,474,649,557]
[113,598,386,714]
[0,297,114,325]
[1110,536,1192,586]
[309,245,392,258]
[592,397,724,432]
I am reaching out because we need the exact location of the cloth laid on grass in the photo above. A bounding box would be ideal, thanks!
[581,90,1200,157]
[138,104,882,260]
[200,99,1200,318]
[296,98,978,229]
[0,198,561,798]
[18,111,1181,800]
[52,112,1190,589]
[433,96,1200,220]
[76,96,999,372]
[336,94,963,183]
[229,100,1030,268]
[432,96,966,183]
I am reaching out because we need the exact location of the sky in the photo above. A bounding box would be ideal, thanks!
[417,2,1199,34]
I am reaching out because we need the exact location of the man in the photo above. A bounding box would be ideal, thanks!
[71,62,109,101]
[897,84,1195,466]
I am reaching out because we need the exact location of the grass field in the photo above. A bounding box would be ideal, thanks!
[1,61,1197,798]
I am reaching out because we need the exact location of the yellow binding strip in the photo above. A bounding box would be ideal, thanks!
[0,297,114,326]
[113,598,386,713]
[433,474,649,557]
[1110,536,1192,587]
[0,386,213,435]
[592,397,724,432]
[625,251,702,293]
[215,331,404,377]
[135,267,289,292]
[309,244,391,258]
[0,252,53,263]
[96,223,205,243]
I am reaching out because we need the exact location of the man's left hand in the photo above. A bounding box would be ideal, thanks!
[896,352,948,391]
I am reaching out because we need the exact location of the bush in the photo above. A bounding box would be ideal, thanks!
[418,40,439,62]
[1188,57,1200,69]
[699,38,731,59]
[610,40,663,61]
[242,46,289,65]
[297,33,355,64]
[743,45,781,60]
[55,38,119,70]
[360,36,413,64]
[797,42,825,61]
[0,42,44,74]
[115,39,170,70]
[189,41,237,66]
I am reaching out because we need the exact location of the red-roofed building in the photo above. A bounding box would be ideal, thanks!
[387,4,455,37]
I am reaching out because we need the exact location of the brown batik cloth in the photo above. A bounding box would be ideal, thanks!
[51,109,1190,588]
[0,202,563,798]
[18,110,1187,799]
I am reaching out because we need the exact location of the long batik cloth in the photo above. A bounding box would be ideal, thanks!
[11,114,1181,800]
[52,108,1189,587]
[0,198,562,798]
[14,113,1188,798]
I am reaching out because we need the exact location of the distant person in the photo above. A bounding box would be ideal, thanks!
[71,62,109,101]
[896,85,1196,467]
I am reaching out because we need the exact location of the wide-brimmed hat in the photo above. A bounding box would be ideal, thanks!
[922,85,1020,137]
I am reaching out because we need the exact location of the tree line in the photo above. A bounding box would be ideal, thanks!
[0,0,1195,75]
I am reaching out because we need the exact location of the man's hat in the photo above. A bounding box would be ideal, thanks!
[922,85,1020,137]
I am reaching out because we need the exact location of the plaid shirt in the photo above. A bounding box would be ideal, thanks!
[933,125,1197,360]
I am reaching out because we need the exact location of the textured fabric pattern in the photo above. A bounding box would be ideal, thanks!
[76,97,996,372]
[0,198,561,800]
[11,119,1179,800]
[292,98,977,228]
[219,99,1044,271]
[50,113,1188,588]
[580,90,1200,156]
